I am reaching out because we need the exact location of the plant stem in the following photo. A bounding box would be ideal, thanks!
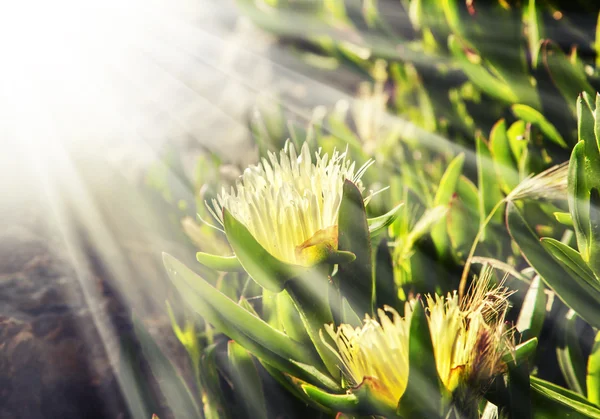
[458,199,506,299]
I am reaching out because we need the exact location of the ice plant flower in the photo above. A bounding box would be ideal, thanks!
[324,270,513,412]
[207,141,373,266]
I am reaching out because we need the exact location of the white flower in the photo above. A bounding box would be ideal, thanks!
[207,141,373,265]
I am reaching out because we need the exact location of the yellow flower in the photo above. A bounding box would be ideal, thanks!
[324,270,513,408]
[207,141,373,266]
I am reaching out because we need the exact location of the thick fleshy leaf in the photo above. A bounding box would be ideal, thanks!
[540,238,598,288]
[503,338,538,365]
[531,376,600,418]
[557,310,587,396]
[132,314,203,419]
[507,120,528,164]
[477,135,504,230]
[301,383,359,412]
[506,202,600,329]
[286,273,340,380]
[277,291,311,344]
[223,209,303,292]
[338,179,374,318]
[227,341,268,419]
[431,153,464,258]
[490,119,519,194]
[447,35,518,103]
[516,276,546,340]
[508,361,531,418]
[526,0,543,68]
[447,176,479,260]
[196,252,243,272]
[512,104,567,148]
[397,302,444,417]
[368,203,404,238]
[554,211,573,227]
[587,331,600,406]
[163,253,324,374]
[542,41,595,117]
[569,141,591,261]
[588,188,600,278]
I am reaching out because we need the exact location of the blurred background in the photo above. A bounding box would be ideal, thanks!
[0,0,371,417]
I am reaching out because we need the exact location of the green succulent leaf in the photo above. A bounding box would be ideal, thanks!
[569,141,591,261]
[448,35,518,104]
[512,104,567,148]
[531,376,600,418]
[447,176,479,260]
[368,202,405,238]
[132,314,203,419]
[431,152,464,258]
[557,310,587,396]
[338,179,374,317]
[588,331,600,406]
[277,291,312,344]
[542,41,595,117]
[554,211,574,226]
[540,238,598,287]
[301,383,359,412]
[516,275,546,341]
[503,338,539,365]
[163,253,326,377]
[196,252,243,272]
[227,341,269,419]
[490,119,519,194]
[285,272,340,380]
[526,0,543,68]
[223,209,303,292]
[476,135,504,230]
[397,302,444,418]
[506,202,600,329]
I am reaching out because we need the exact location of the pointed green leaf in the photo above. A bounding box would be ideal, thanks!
[526,0,543,68]
[286,273,340,380]
[554,211,574,227]
[277,290,311,344]
[490,119,519,194]
[368,203,404,237]
[163,253,321,371]
[477,135,504,231]
[227,341,268,419]
[512,104,567,148]
[503,338,539,365]
[542,41,595,116]
[341,297,362,328]
[338,179,374,317]
[223,209,303,292]
[196,252,243,272]
[588,331,600,405]
[448,35,518,104]
[588,188,600,278]
[569,141,591,261]
[132,314,203,419]
[301,383,359,412]
[506,202,600,329]
[447,176,479,260]
[557,310,587,396]
[431,153,464,258]
[531,376,600,418]
[516,276,546,340]
[397,302,444,417]
[507,120,528,163]
[540,238,599,289]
